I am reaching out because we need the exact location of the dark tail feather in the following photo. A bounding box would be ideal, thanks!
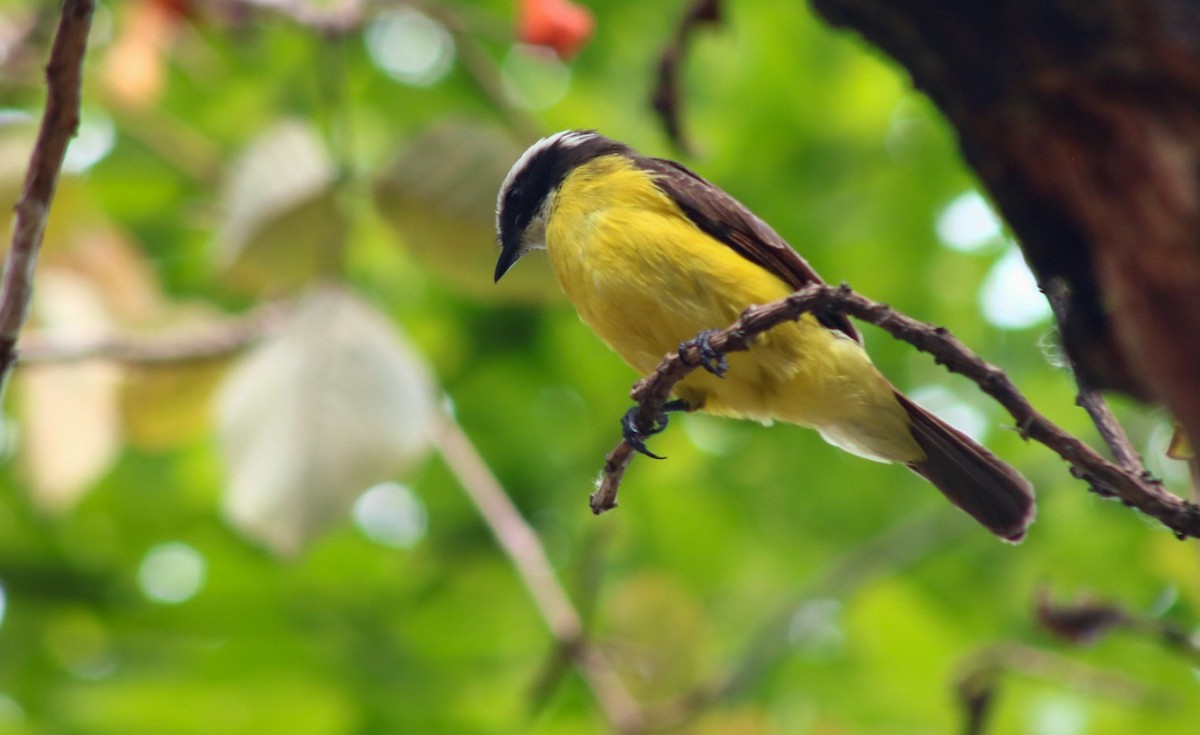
[896,392,1035,542]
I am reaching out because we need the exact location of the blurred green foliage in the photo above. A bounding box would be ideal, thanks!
[0,1,1197,733]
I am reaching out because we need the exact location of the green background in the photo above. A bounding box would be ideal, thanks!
[0,1,1195,733]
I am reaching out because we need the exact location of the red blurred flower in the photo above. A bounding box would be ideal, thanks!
[518,0,594,60]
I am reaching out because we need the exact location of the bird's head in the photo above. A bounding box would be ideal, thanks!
[494,129,626,281]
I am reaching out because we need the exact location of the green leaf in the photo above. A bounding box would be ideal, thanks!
[373,121,560,301]
[214,121,344,295]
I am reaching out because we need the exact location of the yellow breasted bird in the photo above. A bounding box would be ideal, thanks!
[494,130,1035,541]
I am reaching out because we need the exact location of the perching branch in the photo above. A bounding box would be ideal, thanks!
[0,0,94,398]
[591,283,1200,541]
[433,416,648,735]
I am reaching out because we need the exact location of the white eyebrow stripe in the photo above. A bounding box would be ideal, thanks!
[555,130,596,148]
[496,130,597,216]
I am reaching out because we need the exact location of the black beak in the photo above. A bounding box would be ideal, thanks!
[494,238,520,283]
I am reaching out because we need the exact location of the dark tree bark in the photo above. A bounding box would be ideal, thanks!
[809,0,1200,447]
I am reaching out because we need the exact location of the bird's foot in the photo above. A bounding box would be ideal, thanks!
[680,329,728,377]
[621,399,690,459]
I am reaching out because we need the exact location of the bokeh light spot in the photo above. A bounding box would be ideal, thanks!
[365,9,455,87]
[0,108,32,128]
[44,610,118,680]
[138,542,206,604]
[907,384,989,444]
[0,694,23,728]
[979,246,1051,330]
[789,598,845,660]
[681,413,742,456]
[937,191,1002,253]
[501,44,571,111]
[1028,696,1088,735]
[63,112,115,174]
[353,482,427,549]
[1146,420,1192,490]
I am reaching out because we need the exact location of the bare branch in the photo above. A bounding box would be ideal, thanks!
[0,0,95,398]
[433,416,647,734]
[17,304,286,366]
[591,283,1200,541]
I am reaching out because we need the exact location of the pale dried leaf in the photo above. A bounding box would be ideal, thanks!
[101,0,174,108]
[18,270,123,511]
[61,229,164,323]
[215,285,437,554]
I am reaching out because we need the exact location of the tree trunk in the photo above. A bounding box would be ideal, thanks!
[809,0,1200,447]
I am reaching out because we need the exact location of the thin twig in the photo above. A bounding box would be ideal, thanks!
[1036,590,1200,667]
[955,642,1165,735]
[591,283,1200,541]
[650,0,722,154]
[433,416,646,734]
[16,304,287,366]
[1045,279,1150,477]
[0,0,95,398]
[1075,386,1149,476]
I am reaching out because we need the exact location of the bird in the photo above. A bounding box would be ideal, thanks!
[493,130,1035,541]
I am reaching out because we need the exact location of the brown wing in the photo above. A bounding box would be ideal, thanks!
[637,156,860,343]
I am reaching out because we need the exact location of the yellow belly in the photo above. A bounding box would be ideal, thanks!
[544,155,921,464]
